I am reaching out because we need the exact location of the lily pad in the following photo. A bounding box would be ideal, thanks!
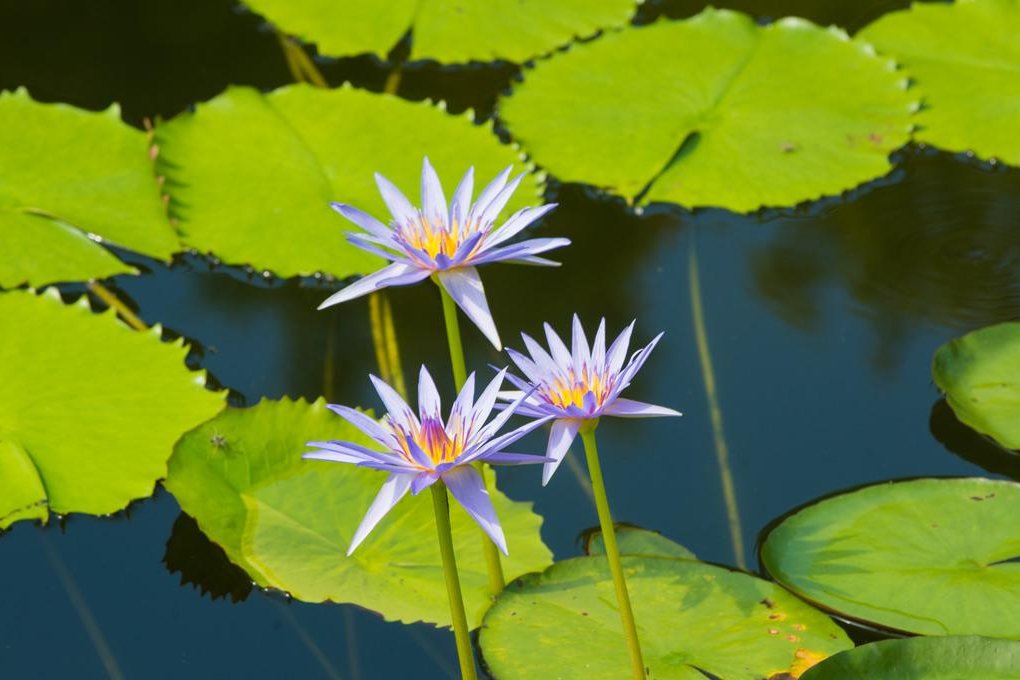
[155,84,541,279]
[583,524,696,560]
[761,478,1020,638]
[242,0,637,64]
[802,635,1020,679]
[499,8,916,212]
[0,89,178,288]
[933,323,1020,450]
[0,289,224,530]
[859,0,1020,166]
[480,555,852,679]
[165,398,553,627]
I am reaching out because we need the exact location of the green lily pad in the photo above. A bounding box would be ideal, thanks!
[243,0,637,63]
[859,0,1020,166]
[0,89,178,288]
[802,635,1020,679]
[583,525,696,560]
[761,478,1020,638]
[165,398,553,627]
[155,84,541,279]
[0,289,224,530]
[934,323,1020,450]
[500,8,916,212]
[480,555,852,679]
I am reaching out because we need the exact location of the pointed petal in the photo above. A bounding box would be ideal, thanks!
[542,419,581,486]
[370,374,419,430]
[318,263,429,309]
[478,172,525,225]
[486,203,558,248]
[325,404,394,448]
[465,414,554,464]
[437,267,501,350]
[470,367,507,431]
[605,320,636,375]
[305,439,394,464]
[348,473,413,554]
[344,233,406,263]
[571,314,591,373]
[472,165,512,219]
[450,166,474,225]
[447,372,476,432]
[505,255,562,267]
[417,365,442,421]
[375,172,418,224]
[442,466,507,555]
[521,332,559,376]
[479,452,556,465]
[592,318,607,371]
[505,347,544,384]
[420,157,448,224]
[469,238,571,267]
[603,397,682,418]
[330,203,393,240]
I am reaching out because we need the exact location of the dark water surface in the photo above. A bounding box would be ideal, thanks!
[3,0,1019,678]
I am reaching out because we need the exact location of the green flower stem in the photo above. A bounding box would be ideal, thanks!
[430,483,479,680]
[580,423,645,680]
[437,282,507,595]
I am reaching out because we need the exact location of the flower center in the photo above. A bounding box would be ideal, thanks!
[395,416,465,467]
[541,368,612,411]
[396,215,485,263]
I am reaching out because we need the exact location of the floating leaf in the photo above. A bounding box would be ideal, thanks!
[480,556,851,679]
[155,84,541,279]
[500,9,915,212]
[243,0,637,63]
[165,398,553,627]
[583,524,696,560]
[859,0,1020,166]
[0,89,178,288]
[934,323,1020,450]
[802,635,1020,679]
[0,290,224,530]
[761,478,1020,638]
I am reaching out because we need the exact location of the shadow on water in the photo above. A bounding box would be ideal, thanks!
[929,399,1020,481]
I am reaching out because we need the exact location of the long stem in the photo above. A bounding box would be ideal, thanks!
[437,283,506,594]
[580,426,645,680]
[431,483,479,680]
[88,281,147,331]
[687,236,746,569]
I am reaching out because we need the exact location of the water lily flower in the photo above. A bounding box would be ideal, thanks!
[305,366,552,555]
[318,157,569,349]
[500,315,681,485]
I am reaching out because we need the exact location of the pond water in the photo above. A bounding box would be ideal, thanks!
[2,0,1018,677]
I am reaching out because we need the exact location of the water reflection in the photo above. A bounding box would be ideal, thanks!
[750,151,1020,369]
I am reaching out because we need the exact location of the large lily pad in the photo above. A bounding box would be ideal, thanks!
[933,323,1020,450]
[859,0,1020,166]
[242,0,637,64]
[165,398,553,627]
[499,8,916,212]
[0,289,224,530]
[0,89,178,288]
[155,84,541,279]
[761,478,1020,638]
[479,555,852,679]
[802,635,1020,679]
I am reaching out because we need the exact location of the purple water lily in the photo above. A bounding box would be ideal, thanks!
[318,158,569,349]
[500,315,681,485]
[305,366,552,555]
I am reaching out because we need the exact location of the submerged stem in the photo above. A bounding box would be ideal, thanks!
[88,281,147,331]
[687,237,746,569]
[580,425,645,680]
[437,282,506,595]
[431,483,479,680]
